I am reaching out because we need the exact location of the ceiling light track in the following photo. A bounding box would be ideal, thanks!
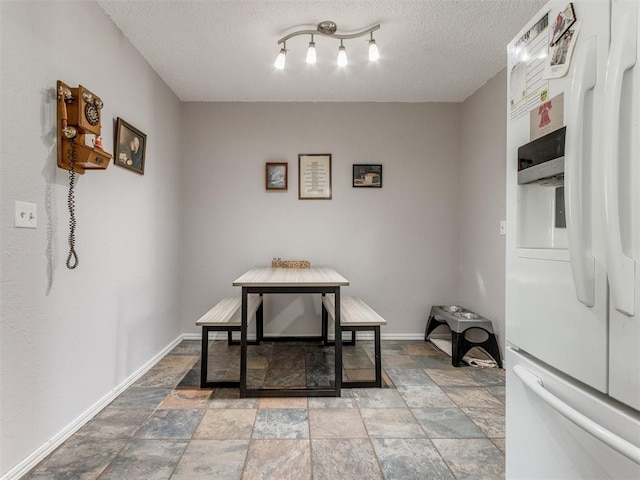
[274,21,381,69]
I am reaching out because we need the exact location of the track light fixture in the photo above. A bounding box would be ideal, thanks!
[337,40,348,67]
[274,44,287,69]
[274,21,381,69]
[306,35,317,64]
[368,32,380,61]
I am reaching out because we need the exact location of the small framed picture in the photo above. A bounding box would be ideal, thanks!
[353,164,382,188]
[114,118,146,175]
[266,162,288,190]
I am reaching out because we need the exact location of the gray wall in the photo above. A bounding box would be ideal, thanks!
[460,69,507,350]
[180,103,462,337]
[0,2,183,475]
[179,83,508,346]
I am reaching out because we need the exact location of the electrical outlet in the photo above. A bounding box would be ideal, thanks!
[15,201,37,229]
[500,220,506,236]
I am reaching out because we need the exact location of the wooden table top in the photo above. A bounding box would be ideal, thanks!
[233,266,349,287]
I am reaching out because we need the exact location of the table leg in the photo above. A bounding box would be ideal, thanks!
[240,287,248,397]
[256,294,264,345]
[321,293,328,345]
[200,327,209,388]
[335,287,342,395]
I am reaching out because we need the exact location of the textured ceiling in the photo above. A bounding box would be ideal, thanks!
[98,0,546,102]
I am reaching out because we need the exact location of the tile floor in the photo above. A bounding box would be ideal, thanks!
[24,339,505,480]
[178,337,390,390]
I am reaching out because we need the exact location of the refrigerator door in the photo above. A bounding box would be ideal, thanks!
[506,0,610,391]
[506,348,640,479]
[606,0,640,411]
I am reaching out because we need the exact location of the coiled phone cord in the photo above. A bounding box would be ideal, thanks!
[66,139,79,269]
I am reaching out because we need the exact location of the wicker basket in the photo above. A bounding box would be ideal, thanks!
[271,260,311,269]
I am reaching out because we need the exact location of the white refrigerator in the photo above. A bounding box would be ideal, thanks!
[506,0,640,478]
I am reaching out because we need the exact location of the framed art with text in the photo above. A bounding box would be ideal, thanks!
[298,154,332,199]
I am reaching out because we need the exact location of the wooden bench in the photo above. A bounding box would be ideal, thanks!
[197,295,263,388]
[322,295,387,388]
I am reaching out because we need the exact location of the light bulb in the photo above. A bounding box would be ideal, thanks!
[274,48,286,69]
[337,44,348,67]
[306,41,317,64]
[368,39,380,61]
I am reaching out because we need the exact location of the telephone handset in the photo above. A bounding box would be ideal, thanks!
[56,81,112,269]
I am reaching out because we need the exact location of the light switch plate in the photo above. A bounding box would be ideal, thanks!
[15,201,37,229]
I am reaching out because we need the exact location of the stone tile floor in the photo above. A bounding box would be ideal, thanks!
[24,339,505,479]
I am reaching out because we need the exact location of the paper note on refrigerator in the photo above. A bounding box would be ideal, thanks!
[530,92,564,140]
[509,13,550,122]
[544,21,582,79]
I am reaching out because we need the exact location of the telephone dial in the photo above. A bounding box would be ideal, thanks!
[56,81,112,268]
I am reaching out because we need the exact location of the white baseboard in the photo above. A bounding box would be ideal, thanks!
[182,332,202,341]
[1,335,184,480]
[382,333,430,341]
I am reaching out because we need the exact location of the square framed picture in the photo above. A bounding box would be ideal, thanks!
[266,162,288,190]
[114,117,146,175]
[298,154,332,199]
[353,164,382,187]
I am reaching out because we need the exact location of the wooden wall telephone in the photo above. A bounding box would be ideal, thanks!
[56,80,112,173]
[56,81,112,269]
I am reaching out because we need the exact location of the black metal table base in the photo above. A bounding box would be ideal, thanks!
[240,285,342,397]
[257,335,326,343]
[242,388,338,398]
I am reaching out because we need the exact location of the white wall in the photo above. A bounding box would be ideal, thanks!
[0,1,183,476]
[459,69,507,350]
[181,103,462,337]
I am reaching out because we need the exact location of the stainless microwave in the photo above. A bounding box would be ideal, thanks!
[517,127,566,185]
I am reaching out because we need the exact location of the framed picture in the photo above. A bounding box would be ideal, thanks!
[114,117,146,175]
[298,154,332,200]
[353,164,382,187]
[265,162,288,190]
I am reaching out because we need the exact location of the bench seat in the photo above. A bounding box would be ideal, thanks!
[322,295,386,388]
[198,294,263,388]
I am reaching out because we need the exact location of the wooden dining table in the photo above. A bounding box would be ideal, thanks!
[232,266,350,397]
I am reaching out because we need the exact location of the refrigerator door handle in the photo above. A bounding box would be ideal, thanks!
[565,36,597,307]
[603,10,637,317]
[514,365,640,465]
